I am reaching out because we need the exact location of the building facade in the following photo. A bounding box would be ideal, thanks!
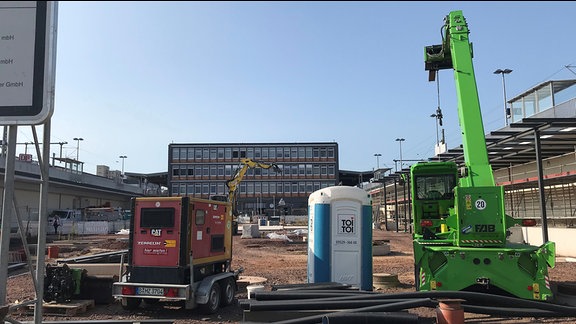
[168,142,339,216]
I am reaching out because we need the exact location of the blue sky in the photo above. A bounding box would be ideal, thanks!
[16,1,576,174]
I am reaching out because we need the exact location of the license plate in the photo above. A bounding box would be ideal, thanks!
[136,287,164,296]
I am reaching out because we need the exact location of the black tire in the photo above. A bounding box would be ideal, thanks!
[200,282,221,314]
[220,278,236,307]
[122,297,141,310]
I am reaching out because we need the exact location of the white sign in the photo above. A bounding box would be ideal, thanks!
[0,1,57,125]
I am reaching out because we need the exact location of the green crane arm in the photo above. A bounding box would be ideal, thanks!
[425,10,494,188]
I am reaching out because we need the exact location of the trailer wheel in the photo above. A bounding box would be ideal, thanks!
[122,297,142,310]
[220,278,236,306]
[200,282,220,314]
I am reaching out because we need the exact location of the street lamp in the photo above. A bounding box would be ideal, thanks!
[119,155,127,176]
[374,153,382,169]
[73,137,83,161]
[494,68,512,126]
[395,138,405,172]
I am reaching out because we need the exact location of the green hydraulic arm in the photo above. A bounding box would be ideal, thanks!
[412,10,556,301]
[424,10,493,188]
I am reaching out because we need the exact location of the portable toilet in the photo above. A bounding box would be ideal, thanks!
[307,185,373,291]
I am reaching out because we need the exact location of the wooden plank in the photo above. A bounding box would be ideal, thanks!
[27,299,95,316]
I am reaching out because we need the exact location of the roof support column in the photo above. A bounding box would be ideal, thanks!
[534,129,549,243]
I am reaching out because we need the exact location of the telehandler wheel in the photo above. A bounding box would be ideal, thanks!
[200,282,221,314]
[122,297,142,310]
[220,278,236,306]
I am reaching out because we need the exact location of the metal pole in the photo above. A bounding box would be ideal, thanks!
[393,178,399,233]
[34,121,51,322]
[534,129,549,243]
[0,125,18,304]
[494,69,512,126]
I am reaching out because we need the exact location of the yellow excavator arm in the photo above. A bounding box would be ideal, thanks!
[227,158,281,216]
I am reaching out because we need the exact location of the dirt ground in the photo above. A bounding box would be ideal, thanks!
[5,229,576,323]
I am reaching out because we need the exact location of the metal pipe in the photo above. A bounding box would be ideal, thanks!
[322,311,420,324]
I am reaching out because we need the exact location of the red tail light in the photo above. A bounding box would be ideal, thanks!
[421,220,433,227]
[527,285,533,291]
[165,288,178,297]
[522,219,537,226]
[436,282,442,287]
[122,286,135,295]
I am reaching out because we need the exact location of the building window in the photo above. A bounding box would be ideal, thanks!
[171,184,179,196]
[217,148,224,159]
[247,147,254,159]
[172,147,180,160]
[203,165,209,177]
[225,148,232,159]
[313,148,319,158]
[262,147,268,159]
[291,147,298,158]
[195,148,203,160]
[327,147,335,158]
[187,184,194,194]
[187,166,194,176]
[313,165,320,176]
[306,164,313,176]
[210,165,217,177]
[203,148,209,160]
[187,148,194,160]
[277,182,283,193]
[306,147,312,158]
[328,165,335,176]
[218,165,224,177]
[210,148,217,160]
[233,149,239,158]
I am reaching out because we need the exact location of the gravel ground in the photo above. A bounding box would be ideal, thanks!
[4,230,576,323]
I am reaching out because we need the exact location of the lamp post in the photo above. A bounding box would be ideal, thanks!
[374,153,381,169]
[494,69,512,126]
[395,138,405,172]
[73,137,83,161]
[119,155,127,176]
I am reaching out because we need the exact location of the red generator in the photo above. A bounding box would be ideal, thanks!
[113,196,241,313]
